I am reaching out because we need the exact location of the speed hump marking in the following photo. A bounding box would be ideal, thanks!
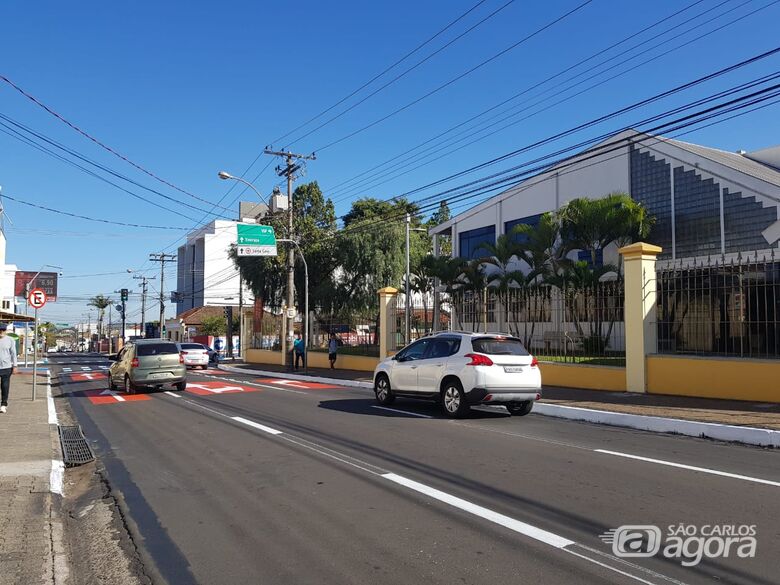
[71,372,107,382]
[256,379,341,390]
[28,288,47,309]
[84,389,152,404]
[185,381,260,396]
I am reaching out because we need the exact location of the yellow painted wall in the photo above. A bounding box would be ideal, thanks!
[306,352,379,372]
[245,349,284,366]
[647,355,780,403]
[539,362,626,392]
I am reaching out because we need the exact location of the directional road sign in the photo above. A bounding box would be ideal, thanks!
[236,224,277,257]
[28,288,47,309]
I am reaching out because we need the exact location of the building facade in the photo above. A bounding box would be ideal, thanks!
[430,129,780,264]
[175,220,253,314]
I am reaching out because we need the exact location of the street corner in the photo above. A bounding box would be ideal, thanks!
[185,381,261,396]
[255,378,343,390]
[83,388,152,404]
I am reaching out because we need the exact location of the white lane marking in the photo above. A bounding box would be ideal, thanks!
[382,472,573,549]
[595,449,780,488]
[232,416,283,435]
[198,374,308,394]
[563,549,659,585]
[99,389,125,402]
[371,406,433,419]
[164,391,181,398]
[168,397,684,585]
[50,459,65,495]
[47,372,58,425]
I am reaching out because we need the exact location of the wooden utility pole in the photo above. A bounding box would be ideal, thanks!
[149,253,176,338]
[263,149,315,358]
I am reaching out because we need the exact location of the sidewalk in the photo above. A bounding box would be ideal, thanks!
[221,362,780,446]
[0,371,63,585]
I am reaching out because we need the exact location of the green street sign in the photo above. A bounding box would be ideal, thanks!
[236,224,277,257]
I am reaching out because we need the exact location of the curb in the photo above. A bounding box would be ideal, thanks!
[534,403,779,448]
[218,365,778,447]
[218,364,375,389]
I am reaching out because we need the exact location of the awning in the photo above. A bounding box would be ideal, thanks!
[0,311,36,323]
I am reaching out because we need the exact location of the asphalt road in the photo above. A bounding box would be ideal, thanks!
[50,354,780,585]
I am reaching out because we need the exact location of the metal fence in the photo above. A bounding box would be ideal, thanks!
[452,282,626,366]
[656,251,780,359]
[310,309,380,357]
[250,312,283,350]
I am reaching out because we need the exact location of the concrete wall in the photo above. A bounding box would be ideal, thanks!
[246,348,380,372]
[647,355,780,403]
[539,362,626,392]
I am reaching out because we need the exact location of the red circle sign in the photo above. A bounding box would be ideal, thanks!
[28,288,47,309]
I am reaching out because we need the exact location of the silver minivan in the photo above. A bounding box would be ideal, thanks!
[109,339,187,393]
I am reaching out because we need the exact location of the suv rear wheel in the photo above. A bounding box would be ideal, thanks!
[175,380,187,392]
[507,401,533,416]
[374,374,395,405]
[124,375,137,395]
[442,380,469,418]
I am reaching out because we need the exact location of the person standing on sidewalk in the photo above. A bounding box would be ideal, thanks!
[293,333,305,369]
[328,333,338,369]
[0,323,18,414]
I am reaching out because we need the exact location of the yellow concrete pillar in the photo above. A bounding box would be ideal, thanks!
[378,287,399,359]
[619,242,662,393]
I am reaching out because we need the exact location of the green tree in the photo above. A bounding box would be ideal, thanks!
[428,201,452,256]
[200,315,226,336]
[88,295,111,341]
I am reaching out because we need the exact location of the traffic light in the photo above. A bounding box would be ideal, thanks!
[121,288,129,301]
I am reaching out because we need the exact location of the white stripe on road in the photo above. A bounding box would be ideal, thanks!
[50,459,64,496]
[371,406,433,418]
[232,416,283,435]
[164,391,181,398]
[382,472,574,549]
[595,449,780,488]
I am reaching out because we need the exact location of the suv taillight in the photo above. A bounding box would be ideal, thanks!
[131,357,139,368]
[179,352,185,364]
[465,353,494,366]
[530,356,539,368]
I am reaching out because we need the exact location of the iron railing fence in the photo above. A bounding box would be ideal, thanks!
[310,308,380,357]
[452,282,626,366]
[250,312,283,350]
[656,251,780,359]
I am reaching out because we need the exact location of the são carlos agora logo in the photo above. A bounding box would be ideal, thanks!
[599,524,757,567]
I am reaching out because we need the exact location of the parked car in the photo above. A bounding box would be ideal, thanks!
[373,332,541,418]
[206,346,219,366]
[177,342,210,369]
[108,339,187,393]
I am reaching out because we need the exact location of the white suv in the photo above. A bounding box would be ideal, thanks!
[373,332,541,418]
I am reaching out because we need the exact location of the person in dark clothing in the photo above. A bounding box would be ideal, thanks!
[0,323,19,414]
[293,333,305,369]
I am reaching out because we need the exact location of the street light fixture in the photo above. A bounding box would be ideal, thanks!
[217,170,264,201]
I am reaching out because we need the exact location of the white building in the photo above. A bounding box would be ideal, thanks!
[175,219,253,314]
[430,129,780,264]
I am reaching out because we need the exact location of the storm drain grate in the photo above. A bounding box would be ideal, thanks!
[58,425,95,467]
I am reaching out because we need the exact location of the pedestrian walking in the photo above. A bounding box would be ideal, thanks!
[293,333,305,369]
[328,333,338,369]
[0,323,19,414]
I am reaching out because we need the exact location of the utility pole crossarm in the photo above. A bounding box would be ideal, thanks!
[149,253,176,338]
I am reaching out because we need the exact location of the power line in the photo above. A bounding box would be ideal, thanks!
[0,192,190,230]
[0,74,229,210]
[272,0,493,146]
[329,0,773,201]
[311,0,596,153]
[282,0,517,147]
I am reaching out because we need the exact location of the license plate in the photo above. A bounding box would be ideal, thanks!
[149,373,169,379]
[504,366,524,373]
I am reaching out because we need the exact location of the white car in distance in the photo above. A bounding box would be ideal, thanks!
[373,332,541,418]
[177,342,210,369]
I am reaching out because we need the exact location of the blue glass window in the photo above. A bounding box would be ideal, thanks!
[577,249,604,269]
[458,225,495,259]
[505,213,544,244]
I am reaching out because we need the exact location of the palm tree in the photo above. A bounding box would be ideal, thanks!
[459,260,488,332]
[88,295,112,343]
[478,234,522,335]
[410,255,438,334]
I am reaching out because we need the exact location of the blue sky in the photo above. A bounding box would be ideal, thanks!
[2,0,779,325]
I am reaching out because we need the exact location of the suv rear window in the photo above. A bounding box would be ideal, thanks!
[471,337,529,356]
[136,343,179,356]
[180,343,205,350]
